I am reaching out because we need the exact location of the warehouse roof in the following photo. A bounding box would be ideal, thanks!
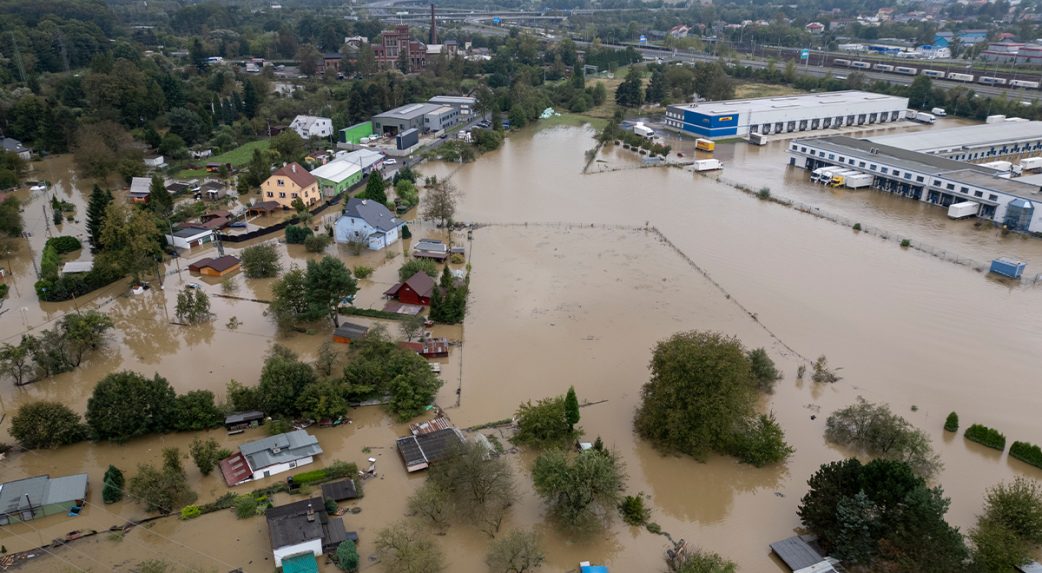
[671,90,907,115]
[310,158,362,183]
[797,136,989,176]
[375,103,443,121]
[870,121,1042,152]
[429,95,476,106]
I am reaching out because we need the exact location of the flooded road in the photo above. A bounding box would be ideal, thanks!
[2,118,1042,571]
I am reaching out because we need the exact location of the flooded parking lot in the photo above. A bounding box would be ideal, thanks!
[2,119,1042,571]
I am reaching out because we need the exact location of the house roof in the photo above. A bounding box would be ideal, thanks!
[129,177,152,197]
[62,261,94,274]
[375,103,443,121]
[240,430,322,471]
[188,255,240,273]
[386,271,436,299]
[290,115,332,131]
[0,474,88,516]
[225,410,265,425]
[343,197,402,232]
[334,322,369,340]
[428,95,476,106]
[1016,562,1042,573]
[248,200,282,213]
[414,239,448,253]
[171,226,212,239]
[396,427,465,470]
[310,159,362,184]
[338,149,384,169]
[199,181,226,192]
[770,536,828,571]
[321,479,360,501]
[166,182,191,194]
[265,497,326,548]
[0,137,29,154]
[268,163,317,189]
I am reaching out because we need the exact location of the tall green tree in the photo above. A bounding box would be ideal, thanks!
[86,371,177,441]
[128,447,196,514]
[242,80,259,119]
[269,267,313,328]
[173,390,222,431]
[485,530,544,573]
[305,256,357,328]
[531,449,624,529]
[564,386,580,430]
[188,437,222,476]
[86,185,113,252]
[148,175,173,217]
[102,465,125,504]
[97,202,162,282]
[10,401,87,449]
[614,67,644,108]
[258,346,318,416]
[360,173,387,204]
[971,477,1042,572]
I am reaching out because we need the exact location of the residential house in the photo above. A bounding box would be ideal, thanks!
[219,430,323,486]
[310,158,363,198]
[0,474,88,525]
[320,53,343,76]
[805,22,825,33]
[332,322,369,344]
[61,261,94,276]
[188,255,241,276]
[289,115,334,140]
[372,25,427,72]
[199,180,229,200]
[0,137,31,161]
[669,24,691,38]
[128,177,152,204]
[261,163,320,208]
[334,197,404,250]
[247,200,282,216]
[166,226,214,249]
[384,271,435,305]
[144,155,166,168]
[396,427,465,472]
[265,497,355,568]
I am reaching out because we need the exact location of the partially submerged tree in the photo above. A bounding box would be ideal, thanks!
[102,465,125,504]
[128,448,196,514]
[97,202,162,282]
[10,401,87,449]
[425,442,514,536]
[422,179,458,228]
[188,438,222,476]
[514,394,579,448]
[86,371,177,442]
[240,243,281,278]
[374,521,445,573]
[531,449,624,529]
[485,530,544,573]
[825,398,941,479]
[970,477,1042,573]
[175,286,212,324]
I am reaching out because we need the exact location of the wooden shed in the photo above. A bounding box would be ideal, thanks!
[188,255,241,277]
[332,322,369,344]
[383,271,435,306]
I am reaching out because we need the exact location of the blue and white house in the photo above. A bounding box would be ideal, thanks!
[664,91,908,140]
[334,197,404,250]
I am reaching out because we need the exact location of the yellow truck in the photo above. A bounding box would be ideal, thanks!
[695,138,715,152]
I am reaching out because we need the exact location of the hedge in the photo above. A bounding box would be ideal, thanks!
[285,224,313,244]
[340,307,407,321]
[288,461,359,488]
[46,236,82,255]
[1010,441,1042,469]
[944,412,959,433]
[965,424,1007,451]
[35,266,122,302]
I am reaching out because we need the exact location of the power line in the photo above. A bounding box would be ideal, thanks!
[0,520,92,573]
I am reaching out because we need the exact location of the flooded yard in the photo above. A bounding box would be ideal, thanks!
[2,119,1042,571]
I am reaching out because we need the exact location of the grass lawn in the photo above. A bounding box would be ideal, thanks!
[177,139,271,178]
[733,82,805,99]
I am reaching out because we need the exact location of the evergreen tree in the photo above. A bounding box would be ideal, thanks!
[86,185,113,253]
[102,465,125,504]
[361,174,386,204]
[564,386,580,430]
[646,68,668,103]
[615,67,645,108]
[148,175,173,217]
[242,80,259,119]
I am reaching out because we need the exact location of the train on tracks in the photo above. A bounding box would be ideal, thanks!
[832,58,1041,89]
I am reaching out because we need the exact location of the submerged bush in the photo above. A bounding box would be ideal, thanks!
[965,424,1006,451]
[1010,441,1042,469]
[944,412,959,432]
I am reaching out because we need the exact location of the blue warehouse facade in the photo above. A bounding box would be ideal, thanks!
[664,91,909,140]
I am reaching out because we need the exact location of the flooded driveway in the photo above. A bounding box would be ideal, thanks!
[3,120,1042,571]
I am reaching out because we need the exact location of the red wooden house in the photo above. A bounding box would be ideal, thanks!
[384,271,435,306]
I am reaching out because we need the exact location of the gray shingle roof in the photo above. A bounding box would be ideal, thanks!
[240,430,322,471]
[343,197,402,232]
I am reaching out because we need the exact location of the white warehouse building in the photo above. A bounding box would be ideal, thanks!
[664,91,909,140]
[788,135,1042,233]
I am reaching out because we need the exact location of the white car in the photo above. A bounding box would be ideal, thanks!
[383,158,397,166]
[29,183,47,192]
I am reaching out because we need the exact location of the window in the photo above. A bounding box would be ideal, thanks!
[892,170,901,177]
[916,176,924,182]
[960,186,968,193]
[289,461,297,469]
[933,180,941,186]
[292,193,298,198]
[881,167,888,174]
[974,191,983,197]
[904,173,912,180]
[870,164,877,171]
[946,183,955,190]
[279,192,286,198]
[266,192,273,198]
[276,179,285,187]
[990,194,998,200]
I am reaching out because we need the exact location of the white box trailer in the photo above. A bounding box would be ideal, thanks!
[931,107,947,116]
[912,112,936,124]
[948,201,980,219]
[986,114,1007,124]
[1019,157,1042,172]
[979,160,1013,172]
[844,173,874,189]
[812,166,845,183]
[633,123,654,138]
[830,169,860,186]
[691,159,723,172]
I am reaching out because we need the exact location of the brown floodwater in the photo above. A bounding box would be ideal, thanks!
[3,119,1042,572]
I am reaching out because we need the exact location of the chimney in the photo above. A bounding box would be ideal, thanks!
[306,502,315,522]
[291,164,297,173]
[430,4,438,45]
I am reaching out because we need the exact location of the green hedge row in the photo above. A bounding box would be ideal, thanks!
[46,236,81,255]
[35,266,122,302]
[1010,441,1042,470]
[340,307,407,321]
[288,461,359,487]
[965,424,1007,451]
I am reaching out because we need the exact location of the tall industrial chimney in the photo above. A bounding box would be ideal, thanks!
[430,4,438,45]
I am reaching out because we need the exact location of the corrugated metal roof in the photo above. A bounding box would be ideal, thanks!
[310,159,362,184]
[870,121,1042,153]
[43,474,88,505]
[241,430,322,471]
[770,536,826,571]
[672,90,907,116]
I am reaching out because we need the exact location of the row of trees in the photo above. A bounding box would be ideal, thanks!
[0,311,113,386]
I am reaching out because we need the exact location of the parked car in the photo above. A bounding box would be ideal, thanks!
[383,158,397,166]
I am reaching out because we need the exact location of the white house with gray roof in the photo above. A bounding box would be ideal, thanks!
[219,430,322,485]
[334,197,404,250]
[289,115,334,140]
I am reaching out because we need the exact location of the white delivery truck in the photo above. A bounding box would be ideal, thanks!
[633,122,654,138]
[691,159,723,172]
[986,115,1007,124]
[1019,157,1042,172]
[844,173,874,189]
[931,107,947,117]
[913,112,936,124]
[979,160,1013,172]
[947,201,980,219]
[812,166,844,183]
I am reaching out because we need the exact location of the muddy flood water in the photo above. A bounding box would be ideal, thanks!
[2,120,1042,572]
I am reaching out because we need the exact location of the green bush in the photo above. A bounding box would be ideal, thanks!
[352,265,373,279]
[325,497,337,514]
[619,494,650,526]
[34,266,122,302]
[340,307,406,320]
[944,412,959,432]
[900,239,911,248]
[303,234,330,253]
[179,505,202,520]
[336,539,360,572]
[1010,441,1042,469]
[46,236,82,254]
[853,223,862,231]
[234,495,258,519]
[291,468,329,486]
[965,423,1006,451]
[285,224,313,244]
[0,284,7,299]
